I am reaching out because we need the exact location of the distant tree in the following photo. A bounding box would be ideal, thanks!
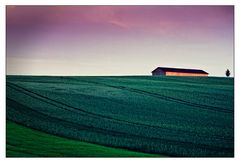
[226,69,230,77]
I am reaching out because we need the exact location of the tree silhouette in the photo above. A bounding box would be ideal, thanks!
[226,69,230,77]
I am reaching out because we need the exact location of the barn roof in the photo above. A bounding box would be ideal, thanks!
[152,67,208,74]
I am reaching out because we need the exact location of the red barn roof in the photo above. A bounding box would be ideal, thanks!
[152,67,208,74]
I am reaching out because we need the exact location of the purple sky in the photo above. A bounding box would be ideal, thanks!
[6,6,234,76]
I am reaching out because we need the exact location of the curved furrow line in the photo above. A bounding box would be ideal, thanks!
[20,76,231,113]
[7,82,233,140]
[64,77,232,113]
[6,97,233,154]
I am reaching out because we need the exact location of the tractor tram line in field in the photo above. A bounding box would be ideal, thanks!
[7,82,233,141]
[61,77,233,114]
[12,76,232,113]
[9,80,232,130]
[6,97,233,155]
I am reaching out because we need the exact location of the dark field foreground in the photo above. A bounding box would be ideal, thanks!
[6,76,234,157]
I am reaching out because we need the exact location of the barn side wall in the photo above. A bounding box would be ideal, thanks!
[152,70,166,76]
[165,72,208,77]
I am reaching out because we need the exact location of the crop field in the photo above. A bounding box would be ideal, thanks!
[6,120,158,157]
[6,76,234,157]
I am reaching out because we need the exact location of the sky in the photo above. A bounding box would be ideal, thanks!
[6,6,234,76]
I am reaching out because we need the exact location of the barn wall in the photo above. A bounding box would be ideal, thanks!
[152,70,166,76]
[166,72,208,76]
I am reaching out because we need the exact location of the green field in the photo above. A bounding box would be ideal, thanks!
[6,120,158,157]
[6,76,234,157]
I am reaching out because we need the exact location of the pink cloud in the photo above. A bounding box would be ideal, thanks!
[7,6,233,43]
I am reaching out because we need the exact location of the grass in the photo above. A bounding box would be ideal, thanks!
[6,120,160,157]
[6,76,234,157]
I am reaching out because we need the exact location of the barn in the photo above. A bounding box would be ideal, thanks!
[152,67,208,77]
